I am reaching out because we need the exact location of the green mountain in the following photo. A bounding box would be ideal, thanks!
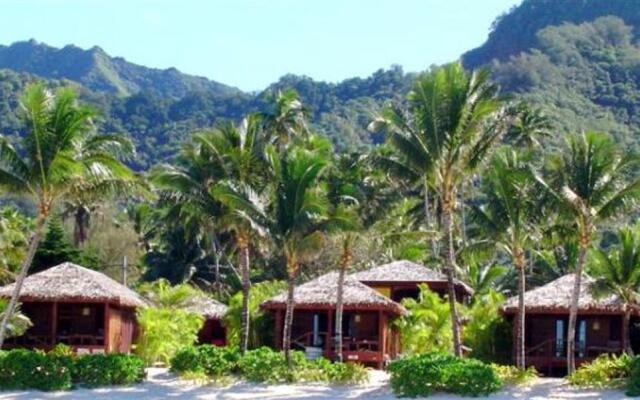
[0,40,241,98]
[5,0,640,169]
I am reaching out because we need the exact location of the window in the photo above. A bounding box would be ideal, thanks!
[555,319,564,357]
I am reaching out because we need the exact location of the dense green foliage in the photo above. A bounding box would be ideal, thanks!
[170,345,240,378]
[568,353,632,388]
[626,357,640,396]
[0,347,145,391]
[135,307,204,364]
[71,353,146,387]
[388,352,502,397]
[171,346,368,384]
[490,364,537,386]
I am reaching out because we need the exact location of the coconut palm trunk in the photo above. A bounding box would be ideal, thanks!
[237,230,251,354]
[441,196,462,357]
[567,221,590,374]
[334,240,353,362]
[283,263,298,370]
[0,212,48,347]
[424,180,438,255]
[514,246,526,370]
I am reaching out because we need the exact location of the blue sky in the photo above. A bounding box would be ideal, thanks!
[1,0,521,91]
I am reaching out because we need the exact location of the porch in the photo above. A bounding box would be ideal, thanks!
[4,300,135,353]
[273,308,397,368]
[521,314,625,375]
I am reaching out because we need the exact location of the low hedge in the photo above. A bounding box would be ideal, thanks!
[388,352,502,397]
[171,345,368,384]
[0,346,146,392]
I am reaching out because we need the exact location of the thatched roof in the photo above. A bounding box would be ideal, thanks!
[184,294,228,319]
[502,273,638,315]
[0,262,146,308]
[351,260,474,295]
[261,272,406,315]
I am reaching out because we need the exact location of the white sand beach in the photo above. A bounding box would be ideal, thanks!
[0,368,631,400]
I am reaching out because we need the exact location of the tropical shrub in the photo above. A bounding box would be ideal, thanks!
[237,346,293,383]
[135,306,204,364]
[490,364,537,386]
[388,352,502,397]
[72,353,146,387]
[224,281,287,348]
[395,285,452,354]
[626,356,640,396]
[464,290,512,364]
[297,357,368,384]
[170,345,240,378]
[0,348,73,391]
[568,353,632,388]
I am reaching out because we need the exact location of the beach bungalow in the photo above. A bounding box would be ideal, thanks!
[185,294,228,346]
[350,260,474,303]
[502,273,639,375]
[0,262,146,354]
[261,272,406,368]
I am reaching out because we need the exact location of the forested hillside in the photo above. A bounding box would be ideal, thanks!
[0,42,411,168]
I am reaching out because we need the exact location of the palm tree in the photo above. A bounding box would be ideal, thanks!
[0,83,137,346]
[267,141,330,369]
[371,62,507,356]
[469,148,539,369]
[260,89,309,147]
[590,227,640,355]
[208,116,270,354]
[535,131,640,373]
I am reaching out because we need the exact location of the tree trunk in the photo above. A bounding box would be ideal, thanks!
[514,247,526,370]
[441,197,462,357]
[210,230,222,297]
[0,213,47,347]
[334,241,352,363]
[424,180,438,256]
[283,264,298,371]
[567,222,590,374]
[624,306,633,356]
[74,207,87,246]
[238,231,251,354]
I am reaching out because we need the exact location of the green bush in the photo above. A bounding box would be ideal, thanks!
[135,307,204,365]
[388,352,502,397]
[626,356,640,396]
[170,345,239,378]
[0,349,73,391]
[237,347,292,383]
[568,353,632,389]
[72,353,146,387]
[490,364,537,386]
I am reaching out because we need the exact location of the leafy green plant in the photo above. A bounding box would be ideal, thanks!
[0,349,73,391]
[223,281,287,348]
[135,306,204,364]
[490,364,537,386]
[72,353,145,387]
[395,285,452,354]
[464,290,512,364]
[237,346,292,383]
[568,353,632,388]
[170,345,240,378]
[626,356,640,396]
[388,352,502,397]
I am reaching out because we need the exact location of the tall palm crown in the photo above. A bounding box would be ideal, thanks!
[0,83,136,346]
[373,62,507,356]
[536,131,640,372]
[590,227,640,354]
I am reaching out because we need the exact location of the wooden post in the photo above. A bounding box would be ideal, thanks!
[50,302,58,347]
[621,314,626,354]
[380,312,388,360]
[274,309,283,350]
[377,310,384,369]
[326,309,333,359]
[104,303,110,353]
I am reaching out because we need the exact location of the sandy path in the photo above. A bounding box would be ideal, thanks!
[0,368,631,399]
